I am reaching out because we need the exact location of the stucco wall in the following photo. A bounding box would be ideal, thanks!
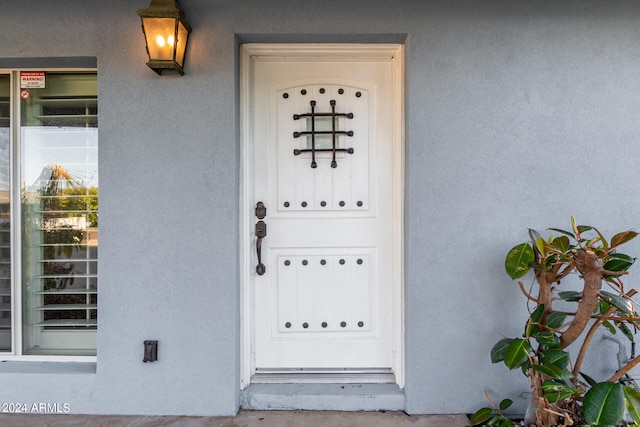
[0,0,639,416]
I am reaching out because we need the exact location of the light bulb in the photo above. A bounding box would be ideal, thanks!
[156,35,165,47]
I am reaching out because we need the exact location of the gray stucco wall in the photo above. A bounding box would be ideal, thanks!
[0,0,639,417]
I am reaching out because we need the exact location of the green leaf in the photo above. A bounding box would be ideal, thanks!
[602,320,616,334]
[558,291,582,302]
[609,252,635,261]
[593,227,608,251]
[524,322,540,338]
[624,385,640,424]
[525,304,545,337]
[499,399,513,411]
[552,236,570,253]
[535,332,561,348]
[543,253,556,269]
[505,243,535,280]
[546,312,566,329]
[583,382,625,425]
[585,237,602,249]
[520,358,532,376]
[526,323,539,338]
[504,338,530,370]
[535,236,547,257]
[600,291,633,316]
[469,407,493,426]
[598,299,611,314]
[616,321,634,342]
[487,417,510,427]
[577,225,593,233]
[490,338,513,363]
[540,350,570,370]
[604,254,636,273]
[543,381,577,402]
[541,380,579,395]
[530,304,545,323]
[541,380,565,392]
[544,390,575,402]
[548,227,575,239]
[581,371,597,387]
[529,228,541,247]
[611,230,638,249]
[531,364,564,380]
[559,367,575,382]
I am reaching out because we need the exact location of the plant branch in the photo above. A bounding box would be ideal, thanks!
[602,270,629,277]
[573,309,618,379]
[559,250,603,349]
[546,261,563,284]
[609,355,640,383]
[535,269,554,323]
[543,310,640,323]
[518,281,537,303]
[591,315,640,322]
[554,264,575,283]
[574,288,637,380]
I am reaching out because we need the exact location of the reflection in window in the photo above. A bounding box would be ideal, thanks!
[20,72,98,356]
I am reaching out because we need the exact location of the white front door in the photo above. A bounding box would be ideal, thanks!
[241,44,403,385]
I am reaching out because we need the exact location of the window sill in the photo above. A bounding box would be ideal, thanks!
[0,361,96,374]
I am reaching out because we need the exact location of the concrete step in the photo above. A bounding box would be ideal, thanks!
[241,383,405,411]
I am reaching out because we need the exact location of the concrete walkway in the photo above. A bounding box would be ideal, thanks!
[0,411,470,426]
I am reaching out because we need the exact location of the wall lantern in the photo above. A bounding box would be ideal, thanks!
[137,0,192,75]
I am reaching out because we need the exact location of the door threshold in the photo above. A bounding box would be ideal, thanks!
[252,368,395,384]
[240,382,405,411]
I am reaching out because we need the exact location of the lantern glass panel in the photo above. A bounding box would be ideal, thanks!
[175,21,189,67]
[142,17,177,61]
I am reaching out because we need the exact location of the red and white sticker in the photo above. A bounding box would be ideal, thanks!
[20,72,45,89]
[20,90,30,99]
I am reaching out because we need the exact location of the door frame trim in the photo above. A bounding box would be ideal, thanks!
[239,43,405,389]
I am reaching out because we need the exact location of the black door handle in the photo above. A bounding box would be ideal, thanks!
[255,221,266,275]
[255,203,267,275]
[256,240,265,275]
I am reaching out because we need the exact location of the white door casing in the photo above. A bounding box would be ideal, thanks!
[240,44,404,387]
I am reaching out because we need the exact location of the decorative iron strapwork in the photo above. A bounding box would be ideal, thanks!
[293,100,354,168]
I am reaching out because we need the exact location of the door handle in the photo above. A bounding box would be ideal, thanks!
[255,220,267,275]
[255,201,267,275]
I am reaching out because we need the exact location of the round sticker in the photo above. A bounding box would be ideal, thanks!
[20,90,30,99]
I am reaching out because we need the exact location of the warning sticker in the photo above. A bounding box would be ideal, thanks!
[20,72,45,89]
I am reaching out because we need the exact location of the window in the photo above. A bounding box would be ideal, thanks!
[0,76,10,352]
[0,71,98,357]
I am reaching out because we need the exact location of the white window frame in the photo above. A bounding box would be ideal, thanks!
[0,68,97,362]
